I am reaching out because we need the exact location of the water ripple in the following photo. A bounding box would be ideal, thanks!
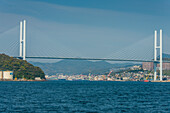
[0,81,169,112]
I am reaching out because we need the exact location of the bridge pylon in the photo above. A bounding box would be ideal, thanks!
[154,29,162,81]
[19,20,26,60]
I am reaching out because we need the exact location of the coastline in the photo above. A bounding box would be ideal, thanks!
[0,79,170,82]
[0,79,46,81]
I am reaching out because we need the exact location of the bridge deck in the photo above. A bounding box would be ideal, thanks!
[13,56,161,63]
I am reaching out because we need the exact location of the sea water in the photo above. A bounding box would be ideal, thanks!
[0,81,169,112]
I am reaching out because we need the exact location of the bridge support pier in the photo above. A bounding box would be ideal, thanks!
[154,29,163,81]
[19,20,26,60]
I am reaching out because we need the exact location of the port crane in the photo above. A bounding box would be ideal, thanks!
[106,70,113,80]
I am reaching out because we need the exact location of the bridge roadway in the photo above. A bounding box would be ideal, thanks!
[13,56,165,63]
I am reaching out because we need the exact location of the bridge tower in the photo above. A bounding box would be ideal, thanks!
[19,20,26,60]
[154,29,162,81]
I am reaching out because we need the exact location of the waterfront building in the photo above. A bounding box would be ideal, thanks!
[123,77,129,81]
[157,63,170,70]
[0,71,13,80]
[35,77,41,80]
[142,62,170,71]
[142,62,154,71]
[58,74,67,80]
[45,75,49,79]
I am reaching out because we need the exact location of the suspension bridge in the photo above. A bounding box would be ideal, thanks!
[0,20,170,81]
[16,20,154,62]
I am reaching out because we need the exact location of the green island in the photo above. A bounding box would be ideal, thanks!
[0,54,45,80]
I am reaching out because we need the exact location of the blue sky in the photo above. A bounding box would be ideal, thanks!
[0,0,170,61]
[27,0,169,16]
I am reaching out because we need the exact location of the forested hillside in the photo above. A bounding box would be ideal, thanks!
[0,54,45,79]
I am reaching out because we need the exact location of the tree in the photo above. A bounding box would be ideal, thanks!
[0,54,45,79]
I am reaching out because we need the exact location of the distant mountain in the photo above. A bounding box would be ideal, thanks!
[157,53,170,61]
[30,60,137,75]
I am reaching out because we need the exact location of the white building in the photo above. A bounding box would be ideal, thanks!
[0,71,13,80]
[35,77,41,80]
[45,75,49,79]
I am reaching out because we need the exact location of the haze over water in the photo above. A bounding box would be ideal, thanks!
[0,81,169,112]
